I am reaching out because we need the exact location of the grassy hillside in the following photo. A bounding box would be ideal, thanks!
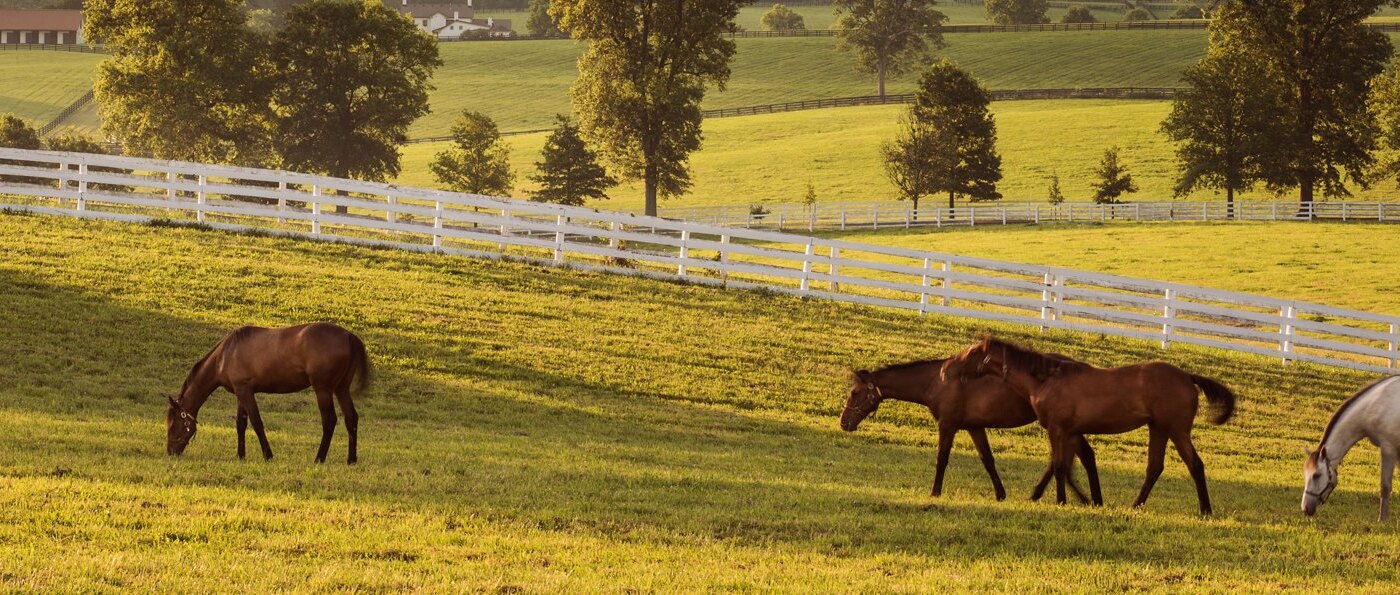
[1,212,1397,590]
[2,29,1209,135]
[398,99,1400,211]
[0,50,101,125]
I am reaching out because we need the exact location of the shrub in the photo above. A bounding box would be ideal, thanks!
[1061,5,1095,24]
[1123,8,1152,22]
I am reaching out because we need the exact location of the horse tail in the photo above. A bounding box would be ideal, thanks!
[347,332,372,397]
[1190,374,1236,425]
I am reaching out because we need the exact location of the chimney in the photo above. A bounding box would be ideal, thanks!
[453,10,459,20]
[487,17,493,27]
[402,0,407,5]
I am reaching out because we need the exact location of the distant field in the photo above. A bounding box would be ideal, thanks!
[2,30,1209,136]
[395,99,1400,212]
[419,30,1206,135]
[0,51,101,125]
[826,221,1400,315]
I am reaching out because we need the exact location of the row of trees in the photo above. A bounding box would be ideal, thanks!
[429,111,616,205]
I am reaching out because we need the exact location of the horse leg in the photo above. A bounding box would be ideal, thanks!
[236,405,248,460]
[313,386,337,464]
[931,423,956,497]
[238,391,274,461]
[1075,437,1103,506]
[1052,433,1073,505]
[1380,448,1395,522]
[1170,431,1212,515]
[335,385,359,465]
[967,428,1006,501]
[1132,426,1168,509]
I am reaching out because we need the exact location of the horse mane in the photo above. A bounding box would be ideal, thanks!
[983,337,1068,380]
[874,358,947,374]
[178,327,256,399]
[1319,376,1392,446]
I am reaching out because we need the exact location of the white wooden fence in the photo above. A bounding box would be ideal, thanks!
[660,200,1400,232]
[3,148,1398,374]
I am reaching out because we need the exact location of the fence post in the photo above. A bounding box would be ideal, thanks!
[166,171,175,206]
[840,209,847,231]
[941,260,952,307]
[719,234,730,283]
[1389,322,1398,369]
[799,240,814,292]
[809,208,815,232]
[1342,202,1349,222]
[1281,306,1297,365]
[432,201,442,248]
[1068,203,1074,223]
[196,174,207,224]
[970,206,976,227]
[935,208,942,228]
[778,212,784,231]
[905,205,911,228]
[1040,272,1056,330]
[609,221,619,250]
[309,184,321,234]
[829,246,841,291]
[276,181,287,224]
[498,209,511,252]
[1135,202,1141,221]
[872,206,878,230]
[1161,288,1176,349]
[554,215,567,263]
[75,162,87,211]
[386,194,397,224]
[919,257,932,314]
[677,229,691,277]
[1034,204,1040,224]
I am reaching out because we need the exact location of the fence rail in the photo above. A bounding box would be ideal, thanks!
[3,147,1397,375]
[659,200,1400,231]
[37,90,94,137]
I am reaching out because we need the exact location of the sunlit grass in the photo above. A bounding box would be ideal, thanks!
[0,211,1397,590]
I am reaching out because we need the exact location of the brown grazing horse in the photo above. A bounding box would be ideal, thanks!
[166,322,370,464]
[947,337,1235,514]
[842,359,1096,503]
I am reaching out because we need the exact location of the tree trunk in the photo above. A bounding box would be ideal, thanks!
[1226,186,1234,219]
[947,191,955,210]
[1298,172,1314,219]
[643,161,658,217]
[912,196,919,221]
[877,63,886,98]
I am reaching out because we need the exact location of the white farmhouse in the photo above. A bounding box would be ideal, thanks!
[396,0,512,39]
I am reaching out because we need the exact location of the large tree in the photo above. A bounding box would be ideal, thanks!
[85,0,274,165]
[430,110,514,196]
[527,0,562,37]
[885,60,1002,211]
[530,115,616,205]
[1162,51,1284,216]
[1091,147,1137,204]
[762,3,806,31]
[271,0,440,191]
[1371,60,1400,187]
[0,114,45,186]
[985,0,1049,25]
[551,0,745,216]
[834,0,946,98]
[1211,1,1397,208]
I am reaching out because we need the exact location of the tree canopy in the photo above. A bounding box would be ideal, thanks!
[530,115,617,205]
[527,0,563,37]
[430,110,515,196]
[883,60,1002,211]
[1091,147,1137,204]
[1210,0,1396,205]
[271,0,440,183]
[1061,5,1095,23]
[86,0,274,165]
[762,4,806,31]
[1162,50,1284,213]
[985,0,1049,25]
[551,0,745,216]
[834,0,946,97]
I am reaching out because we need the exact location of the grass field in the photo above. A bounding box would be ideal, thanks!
[1,211,1398,590]
[0,50,101,125]
[827,221,1400,315]
[0,30,1209,135]
[397,100,1400,211]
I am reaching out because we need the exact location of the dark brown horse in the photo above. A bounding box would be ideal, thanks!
[947,337,1235,514]
[842,359,1097,503]
[165,322,370,464]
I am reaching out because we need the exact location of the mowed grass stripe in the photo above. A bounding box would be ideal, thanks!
[0,212,1396,590]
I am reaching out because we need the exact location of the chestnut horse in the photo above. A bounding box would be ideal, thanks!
[842,359,1097,503]
[165,322,370,464]
[947,337,1235,514]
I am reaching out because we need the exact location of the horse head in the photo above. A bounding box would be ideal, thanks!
[165,395,198,456]
[840,370,884,432]
[948,337,1006,382]
[1301,446,1338,516]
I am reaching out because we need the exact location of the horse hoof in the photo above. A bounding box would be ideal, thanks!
[995,493,1006,502]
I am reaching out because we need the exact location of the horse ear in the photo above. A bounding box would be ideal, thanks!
[167,395,178,407]
[1318,446,1328,459]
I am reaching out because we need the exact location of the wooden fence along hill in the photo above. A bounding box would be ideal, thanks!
[2,148,1398,375]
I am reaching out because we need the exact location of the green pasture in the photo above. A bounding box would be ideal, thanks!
[829,221,1400,315]
[1,212,1397,590]
[1,30,1210,136]
[397,100,1400,211]
[0,50,101,125]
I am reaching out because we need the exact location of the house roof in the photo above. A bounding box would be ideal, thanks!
[0,9,83,31]
[398,3,474,16]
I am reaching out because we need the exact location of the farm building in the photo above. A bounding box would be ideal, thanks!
[0,9,84,45]
[396,1,512,39]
